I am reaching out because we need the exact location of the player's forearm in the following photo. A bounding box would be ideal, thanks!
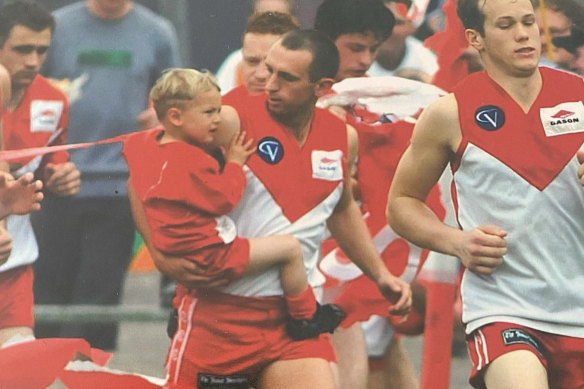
[388,195,462,258]
[327,199,390,283]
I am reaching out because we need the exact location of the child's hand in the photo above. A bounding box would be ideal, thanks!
[223,131,255,165]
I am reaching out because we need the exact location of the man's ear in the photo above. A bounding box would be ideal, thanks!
[166,107,182,127]
[314,77,335,98]
[465,28,484,51]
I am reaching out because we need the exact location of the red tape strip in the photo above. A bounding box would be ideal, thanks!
[0,134,129,162]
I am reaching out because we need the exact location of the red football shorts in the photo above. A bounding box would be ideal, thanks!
[187,237,250,282]
[165,291,336,389]
[467,322,584,389]
[0,265,35,329]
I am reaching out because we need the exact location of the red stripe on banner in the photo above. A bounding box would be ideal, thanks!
[0,338,91,389]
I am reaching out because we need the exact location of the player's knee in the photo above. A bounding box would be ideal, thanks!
[483,350,547,389]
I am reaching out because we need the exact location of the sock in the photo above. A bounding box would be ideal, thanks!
[285,286,317,320]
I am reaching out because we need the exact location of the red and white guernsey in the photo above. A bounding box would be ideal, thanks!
[223,88,348,297]
[1,75,69,272]
[453,68,584,337]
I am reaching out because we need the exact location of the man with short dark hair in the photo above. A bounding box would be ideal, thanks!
[132,29,411,388]
[314,0,395,81]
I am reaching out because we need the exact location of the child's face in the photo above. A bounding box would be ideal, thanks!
[177,88,222,146]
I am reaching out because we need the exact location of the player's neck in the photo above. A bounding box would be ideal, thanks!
[6,86,26,112]
[487,67,542,113]
[272,104,315,146]
[285,110,314,146]
[88,0,133,20]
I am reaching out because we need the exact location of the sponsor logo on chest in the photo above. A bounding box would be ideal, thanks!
[30,100,63,133]
[540,101,584,136]
[257,136,284,164]
[311,149,343,181]
[475,105,505,131]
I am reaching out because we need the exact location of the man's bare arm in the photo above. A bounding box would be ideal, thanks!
[326,125,412,315]
[387,94,507,275]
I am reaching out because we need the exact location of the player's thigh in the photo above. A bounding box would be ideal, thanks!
[332,323,368,389]
[329,361,340,389]
[382,337,419,389]
[367,369,385,389]
[484,350,548,389]
[257,357,337,389]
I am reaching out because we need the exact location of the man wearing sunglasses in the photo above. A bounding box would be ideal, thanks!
[0,0,80,348]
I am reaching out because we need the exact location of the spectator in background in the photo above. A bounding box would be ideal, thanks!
[414,0,447,41]
[553,23,584,75]
[0,0,80,348]
[367,0,439,83]
[32,0,180,351]
[533,0,584,69]
[215,0,297,93]
[252,0,296,14]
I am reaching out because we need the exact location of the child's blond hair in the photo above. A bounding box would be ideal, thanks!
[150,68,219,120]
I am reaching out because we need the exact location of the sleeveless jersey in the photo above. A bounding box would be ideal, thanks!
[3,75,69,168]
[222,88,349,296]
[0,75,70,272]
[453,68,584,336]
